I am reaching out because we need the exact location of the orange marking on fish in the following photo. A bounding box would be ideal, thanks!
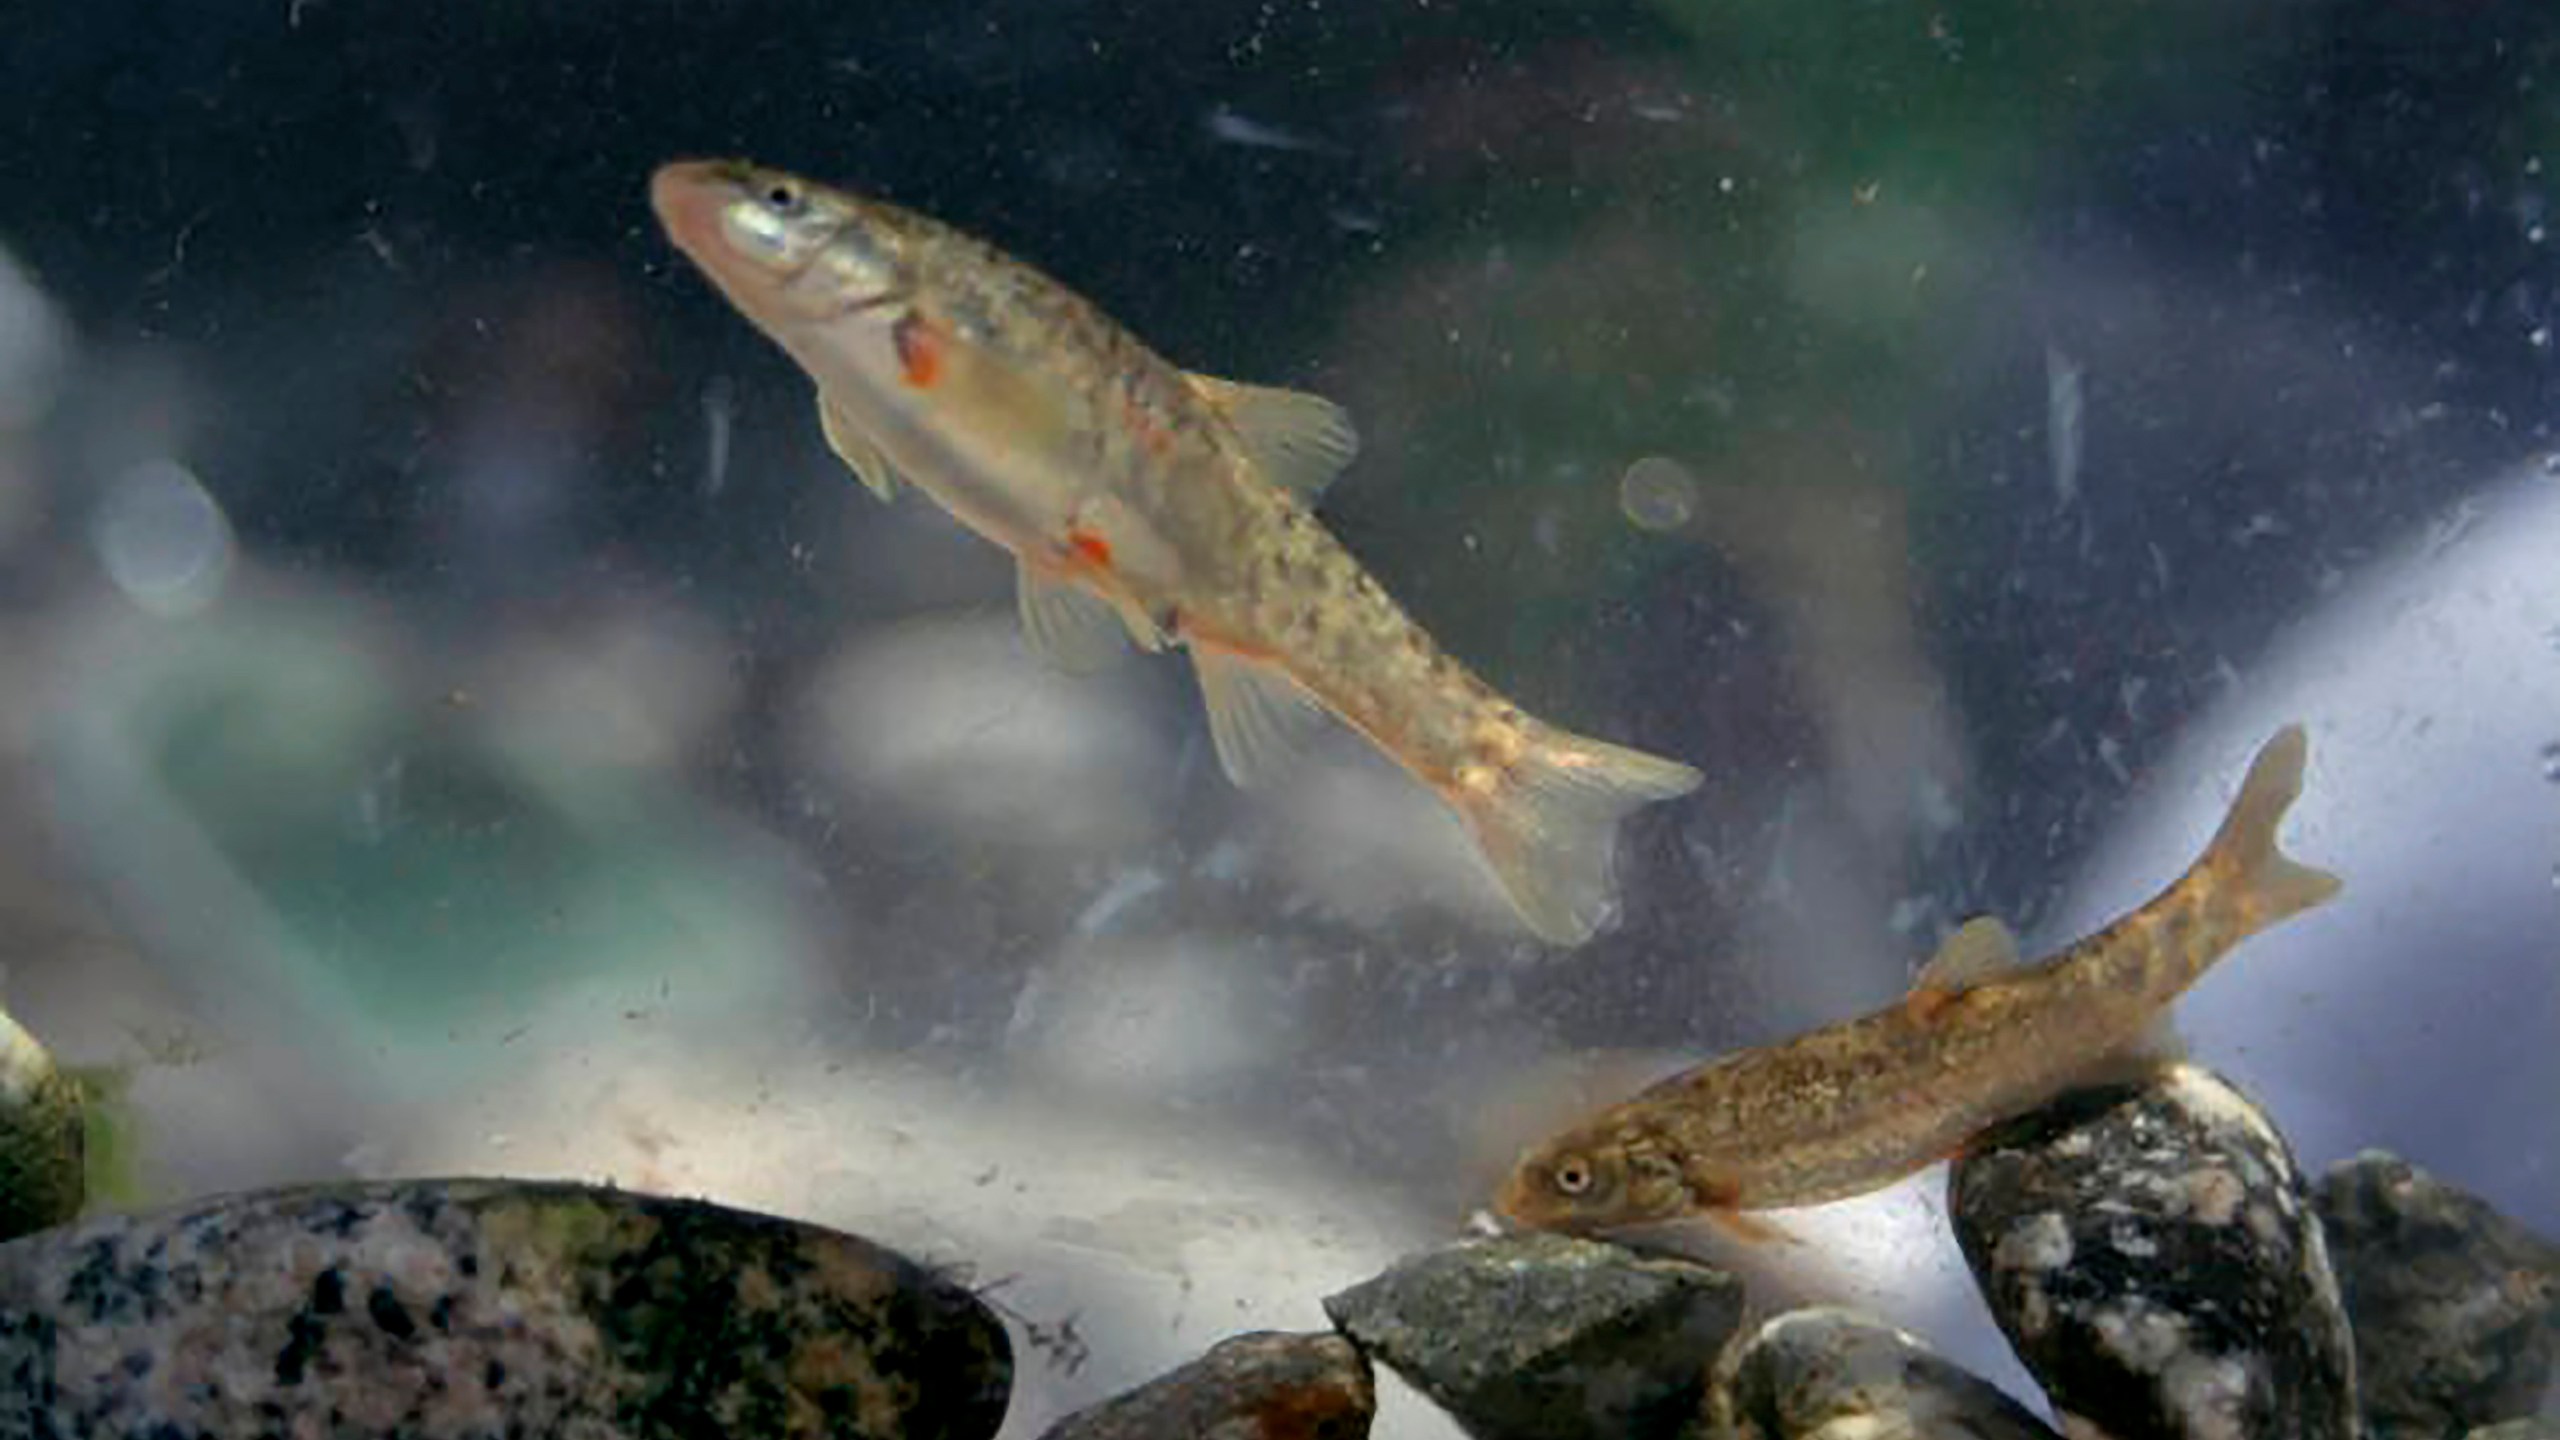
[894,314,944,389]
[1067,526,1114,570]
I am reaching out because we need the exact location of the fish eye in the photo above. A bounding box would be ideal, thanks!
[1552,1156,1595,1196]
[762,179,805,216]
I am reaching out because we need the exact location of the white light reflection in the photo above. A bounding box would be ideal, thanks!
[2066,456,2560,1239]
[89,458,236,617]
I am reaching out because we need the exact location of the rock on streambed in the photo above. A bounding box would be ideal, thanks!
[0,1177,1011,1439]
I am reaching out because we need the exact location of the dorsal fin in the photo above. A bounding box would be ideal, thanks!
[1185,373,1359,501]
[1905,916,2023,1023]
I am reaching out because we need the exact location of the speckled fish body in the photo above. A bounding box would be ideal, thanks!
[1497,725,2342,1234]
[0,1177,1012,1439]
[650,159,1699,945]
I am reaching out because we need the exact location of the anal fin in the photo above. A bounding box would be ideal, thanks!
[1016,560,1129,673]
[1191,645,1328,789]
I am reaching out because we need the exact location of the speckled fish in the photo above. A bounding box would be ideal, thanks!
[1497,725,2341,1236]
[650,159,1700,945]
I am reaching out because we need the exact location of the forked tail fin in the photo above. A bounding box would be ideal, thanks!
[2207,723,2344,939]
[1454,726,1703,946]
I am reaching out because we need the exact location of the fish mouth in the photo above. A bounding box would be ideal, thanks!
[649,159,747,264]
[1488,1168,1545,1229]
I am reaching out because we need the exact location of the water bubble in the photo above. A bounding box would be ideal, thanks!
[89,458,235,617]
[1618,455,1699,533]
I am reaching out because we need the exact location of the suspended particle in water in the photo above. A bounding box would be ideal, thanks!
[2540,741,2560,783]
[1618,455,1699,533]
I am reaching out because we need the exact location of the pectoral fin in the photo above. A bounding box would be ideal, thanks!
[1705,1208,1801,1247]
[1906,916,2023,1023]
[1190,644,1327,789]
[1016,561,1129,673]
[819,398,899,501]
[1185,373,1359,501]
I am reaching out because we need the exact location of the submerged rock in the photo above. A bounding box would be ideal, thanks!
[2463,1423,2560,1440]
[1038,1330,1372,1440]
[1948,1063,2356,1440]
[0,1177,1011,1439]
[1707,1306,2063,1440]
[1322,1231,1744,1440]
[2314,1150,2560,1440]
[0,1004,82,1243]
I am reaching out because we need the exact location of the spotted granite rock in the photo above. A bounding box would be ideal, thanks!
[2314,1150,2560,1440]
[1038,1330,1372,1440]
[0,1177,1011,1439]
[1323,1231,1744,1440]
[0,1003,82,1243]
[1705,1307,2063,1440]
[1949,1064,2356,1440]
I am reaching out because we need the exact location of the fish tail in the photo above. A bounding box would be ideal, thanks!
[1453,725,1702,946]
[2203,724,2343,939]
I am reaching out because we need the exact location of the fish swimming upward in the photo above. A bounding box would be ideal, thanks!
[650,159,1701,944]
[1497,724,2341,1235]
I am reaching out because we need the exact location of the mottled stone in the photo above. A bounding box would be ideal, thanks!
[1322,1231,1744,1440]
[1949,1063,2356,1440]
[1038,1330,1372,1440]
[2314,1150,2560,1440]
[0,1177,1011,1439]
[0,1005,82,1243]
[1706,1307,2063,1440]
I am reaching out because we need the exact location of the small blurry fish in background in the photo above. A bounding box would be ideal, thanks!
[650,159,1702,945]
[413,261,650,608]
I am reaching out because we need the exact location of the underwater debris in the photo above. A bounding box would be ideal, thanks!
[1949,1064,2358,1440]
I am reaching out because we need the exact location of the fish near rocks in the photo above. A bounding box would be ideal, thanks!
[1499,726,2340,1238]
[650,158,1700,945]
[0,1177,1012,1440]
